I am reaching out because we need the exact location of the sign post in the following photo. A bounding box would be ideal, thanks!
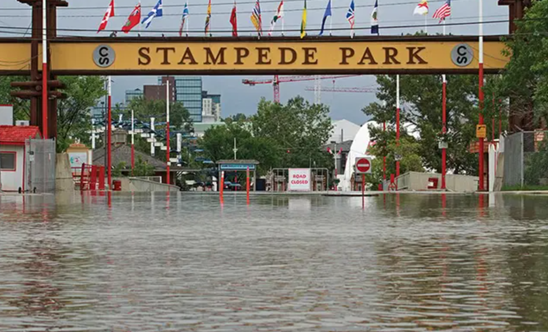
[355,157,372,209]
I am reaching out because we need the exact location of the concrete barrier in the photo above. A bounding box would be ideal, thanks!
[127,177,179,192]
[396,172,478,192]
[55,153,74,192]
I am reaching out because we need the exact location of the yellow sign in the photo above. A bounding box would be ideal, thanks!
[0,38,509,75]
[0,43,32,72]
[476,124,487,139]
[52,40,508,74]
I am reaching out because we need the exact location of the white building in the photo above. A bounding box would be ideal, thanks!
[328,119,361,144]
[202,98,222,123]
[0,125,42,192]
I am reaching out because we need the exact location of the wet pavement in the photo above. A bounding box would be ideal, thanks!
[0,192,547,332]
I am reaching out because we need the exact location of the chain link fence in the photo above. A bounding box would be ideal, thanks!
[504,131,548,188]
[25,139,56,193]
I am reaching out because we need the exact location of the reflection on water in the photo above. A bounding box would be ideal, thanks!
[1,193,547,331]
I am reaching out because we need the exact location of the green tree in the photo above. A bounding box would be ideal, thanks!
[0,76,106,152]
[363,75,487,174]
[499,0,548,129]
[199,122,280,174]
[252,97,333,169]
[56,76,106,152]
[133,156,155,177]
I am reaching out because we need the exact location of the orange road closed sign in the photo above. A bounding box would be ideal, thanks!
[355,157,372,174]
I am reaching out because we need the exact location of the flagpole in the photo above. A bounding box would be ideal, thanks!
[441,19,447,190]
[396,74,400,184]
[131,109,135,173]
[330,0,333,35]
[424,14,427,34]
[187,0,190,36]
[42,0,48,139]
[478,0,485,191]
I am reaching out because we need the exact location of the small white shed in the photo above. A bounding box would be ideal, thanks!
[0,125,42,192]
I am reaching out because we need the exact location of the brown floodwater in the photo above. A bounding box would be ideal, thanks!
[0,192,547,331]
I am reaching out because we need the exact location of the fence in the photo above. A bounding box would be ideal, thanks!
[503,131,548,188]
[25,139,56,193]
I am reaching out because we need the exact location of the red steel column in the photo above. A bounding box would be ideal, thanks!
[478,0,485,191]
[41,0,48,139]
[107,76,112,188]
[396,75,401,181]
[442,75,447,190]
[166,79,171,186]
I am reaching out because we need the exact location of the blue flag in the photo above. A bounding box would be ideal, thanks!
[142,0,163,29]
[319,0,332,35]
[371,0,379,35]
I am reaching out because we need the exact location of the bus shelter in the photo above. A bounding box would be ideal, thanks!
[217,160,259,192]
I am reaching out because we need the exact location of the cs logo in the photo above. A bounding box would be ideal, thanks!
[93,45,116,68]
[451,43,474,67]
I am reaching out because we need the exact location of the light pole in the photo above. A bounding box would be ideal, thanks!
[166,79,171,185]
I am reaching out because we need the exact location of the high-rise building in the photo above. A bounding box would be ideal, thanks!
[202,91,222,123]
[158,76,203,122]
[125,89,143,104]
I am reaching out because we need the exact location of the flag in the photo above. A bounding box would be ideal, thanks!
[142,0,163,29]
[122,3,141,33]
[179,1,189,37]
[371,0,379,35]
[268,1,284,36]
[250,0,262,36]
[300,0,307,39]
[230,1,238,37]
[346,0,355,36]
[414,0,429,15]
[205,0,212,35]
[97,0,115,33]
[433,0,451,23]
[319,0,332,35]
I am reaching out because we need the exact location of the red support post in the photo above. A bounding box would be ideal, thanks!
[80,163,86,191]
[441,76,447,190]
[246,167,250,205]
[107,78,112,190]
[479,63,485,191]
[90,165,97,190]
[361,174,365,209]
[383,121,386,189]
[220,171,224,204]
[41,0,48,139]
[98,166,105,190]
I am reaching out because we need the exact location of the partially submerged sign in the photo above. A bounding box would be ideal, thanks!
[288,168,311,192]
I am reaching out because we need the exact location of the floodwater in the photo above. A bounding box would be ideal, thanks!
[0,193,547,332]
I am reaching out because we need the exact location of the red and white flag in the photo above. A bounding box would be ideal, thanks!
[98,0,115,33]
[432,0,451,23]
[122,3,141,33]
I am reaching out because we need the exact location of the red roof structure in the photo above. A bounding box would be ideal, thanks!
[0,125,42,145]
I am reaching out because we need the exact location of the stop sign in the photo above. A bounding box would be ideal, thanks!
[355,157,372,174]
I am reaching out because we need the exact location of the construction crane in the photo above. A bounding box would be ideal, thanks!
[304,86,377,103]
[242,75,360,103]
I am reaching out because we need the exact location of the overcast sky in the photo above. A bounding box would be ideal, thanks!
[1,0,508,124]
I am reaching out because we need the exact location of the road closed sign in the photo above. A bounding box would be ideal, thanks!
[288,168,311,191]
[355,157,372,174]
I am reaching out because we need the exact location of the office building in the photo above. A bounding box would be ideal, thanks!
[202,91,222,123]
[158,76,203,122]
[125,89,143,104]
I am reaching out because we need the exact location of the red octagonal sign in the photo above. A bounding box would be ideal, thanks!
[355,157,372,174]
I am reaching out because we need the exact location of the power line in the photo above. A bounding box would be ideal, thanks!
[0,17,518,36]
[1,0,466,12]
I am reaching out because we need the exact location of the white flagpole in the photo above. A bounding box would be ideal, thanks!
[424,14,427,34]
[187,0,190,36]
[330,0,333,35]
[443,18,446,35]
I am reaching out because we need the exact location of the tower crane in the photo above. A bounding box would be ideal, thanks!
[304,86,377,103]
[242,75,360,103]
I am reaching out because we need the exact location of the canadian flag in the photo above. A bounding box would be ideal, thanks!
[98,0,115,33]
